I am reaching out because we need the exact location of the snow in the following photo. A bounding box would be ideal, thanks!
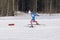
[0,14,60,40]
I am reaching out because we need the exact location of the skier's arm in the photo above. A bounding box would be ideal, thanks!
[34,13,40,16]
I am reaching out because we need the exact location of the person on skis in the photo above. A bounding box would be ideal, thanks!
[28,10,39,27]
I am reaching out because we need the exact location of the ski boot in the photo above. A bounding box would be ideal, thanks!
[36,23,40,25]
[30,25,33,28]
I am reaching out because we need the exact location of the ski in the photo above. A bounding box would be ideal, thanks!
[28,24,45,27]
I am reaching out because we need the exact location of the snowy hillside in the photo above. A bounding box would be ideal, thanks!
[0,13,60,40]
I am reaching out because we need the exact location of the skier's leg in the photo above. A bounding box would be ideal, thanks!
[30,20,33,27]
[33,20,39,25]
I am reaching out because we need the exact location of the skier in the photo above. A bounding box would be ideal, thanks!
[28,10,39,27]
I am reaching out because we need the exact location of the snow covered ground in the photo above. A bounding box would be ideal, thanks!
[0,13,60,40]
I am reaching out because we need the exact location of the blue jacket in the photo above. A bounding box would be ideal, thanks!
[31,12,38,20]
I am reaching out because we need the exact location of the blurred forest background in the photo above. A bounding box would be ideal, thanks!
[0,0,60,16]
